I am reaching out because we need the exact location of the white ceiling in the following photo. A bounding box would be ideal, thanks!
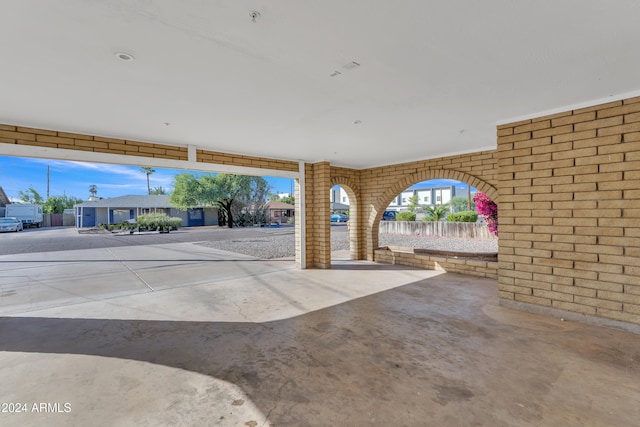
[2,1,640,170]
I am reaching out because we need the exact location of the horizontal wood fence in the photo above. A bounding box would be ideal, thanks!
[379,221,495,239]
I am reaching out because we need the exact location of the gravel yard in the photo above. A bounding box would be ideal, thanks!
[202,227,498,259]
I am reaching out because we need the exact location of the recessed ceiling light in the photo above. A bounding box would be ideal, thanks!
[115,52,135,62]
[249,11,261,23]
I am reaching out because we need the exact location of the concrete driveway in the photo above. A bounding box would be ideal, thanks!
[1,240,640,426]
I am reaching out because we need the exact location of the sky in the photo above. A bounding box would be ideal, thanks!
[0,156,296,201]
[0,155,472,202]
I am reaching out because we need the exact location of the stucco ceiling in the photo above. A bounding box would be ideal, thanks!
[2,1,640,170]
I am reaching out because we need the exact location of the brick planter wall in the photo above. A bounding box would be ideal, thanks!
[374,247,498,279]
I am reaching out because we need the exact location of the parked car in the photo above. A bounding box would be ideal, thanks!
[330,214,349,222]
[381,210,397,221]
[0,217,24,232]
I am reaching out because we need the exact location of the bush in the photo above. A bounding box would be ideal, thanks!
[474,192,498,236]
[136,213,182,231]
[395,211,416,221]
[446,210,478,222]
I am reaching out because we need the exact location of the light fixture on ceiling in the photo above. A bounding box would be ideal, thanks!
[342,61,360,70]
[115,52,135,62]
[249,11,261,23]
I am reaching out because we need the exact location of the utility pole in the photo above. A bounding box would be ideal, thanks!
[47,165,50,198]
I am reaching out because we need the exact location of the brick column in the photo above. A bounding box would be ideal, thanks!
[305,162,332,269]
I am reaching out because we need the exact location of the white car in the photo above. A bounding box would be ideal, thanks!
[0,217,24,232]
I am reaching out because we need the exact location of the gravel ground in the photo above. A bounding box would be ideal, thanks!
[202,228,498,259]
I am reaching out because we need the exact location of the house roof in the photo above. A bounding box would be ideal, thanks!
[0,187,9,207]
[2,2,639,170]
[265,200,295,210]
[74,195,174,208]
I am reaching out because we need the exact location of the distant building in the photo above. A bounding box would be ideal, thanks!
[265,200,294,224]
[330,184,475,213]
[329,187,350,214]
[387,185,472,211]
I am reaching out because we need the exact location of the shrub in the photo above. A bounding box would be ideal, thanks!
[136,213,182,231]
[446,210,478,222]
[474,192,498,236]
[395,211,416,221]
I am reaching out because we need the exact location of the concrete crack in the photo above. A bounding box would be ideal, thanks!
[107,247,154,291]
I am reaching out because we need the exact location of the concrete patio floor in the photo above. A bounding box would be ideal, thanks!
[1,243,639,426]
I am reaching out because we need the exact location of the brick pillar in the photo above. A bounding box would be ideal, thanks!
[305,162,332,269]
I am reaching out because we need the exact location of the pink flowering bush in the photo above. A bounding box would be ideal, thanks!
[474,192,498,236]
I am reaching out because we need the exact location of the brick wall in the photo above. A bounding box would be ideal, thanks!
[197,149,298,172]
[497,96,640,326]
[354,151,499,261]
[0,125,188,160]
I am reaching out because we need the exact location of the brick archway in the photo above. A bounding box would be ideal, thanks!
[330,175,361,260]
[366,169,498,260]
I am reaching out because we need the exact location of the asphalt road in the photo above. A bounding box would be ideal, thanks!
[0,225,336,256]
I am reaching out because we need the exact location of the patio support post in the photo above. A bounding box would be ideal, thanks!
[298,160,306,269]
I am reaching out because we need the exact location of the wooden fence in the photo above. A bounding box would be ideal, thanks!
[379,221,495,239]
[42,213,76,227]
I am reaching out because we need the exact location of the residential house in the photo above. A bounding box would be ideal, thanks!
[0,186,9,217]
[265,200,294,225]
[74,195,218,228]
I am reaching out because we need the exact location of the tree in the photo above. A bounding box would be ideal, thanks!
[280,195,295,205]
[141,166,156,195]
[169,173,271,228]
[89,185,98,197]
[150,186,167,195]
[423,204,449,221]
[268,193,295,205]
[18,186,44,204]
[43,195,84,214]
[407,195,421,213]
[450,195,476,213]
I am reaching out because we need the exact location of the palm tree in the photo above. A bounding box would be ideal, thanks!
[140,167,156,195]
[424,204,449,221]
[89,184,98,197]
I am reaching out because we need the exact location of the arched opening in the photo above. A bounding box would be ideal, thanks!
[368,170,497,259]
[329,177,360,262]
[377,177,497,254]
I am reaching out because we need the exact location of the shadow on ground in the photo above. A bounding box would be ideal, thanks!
[2,273,640,426]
